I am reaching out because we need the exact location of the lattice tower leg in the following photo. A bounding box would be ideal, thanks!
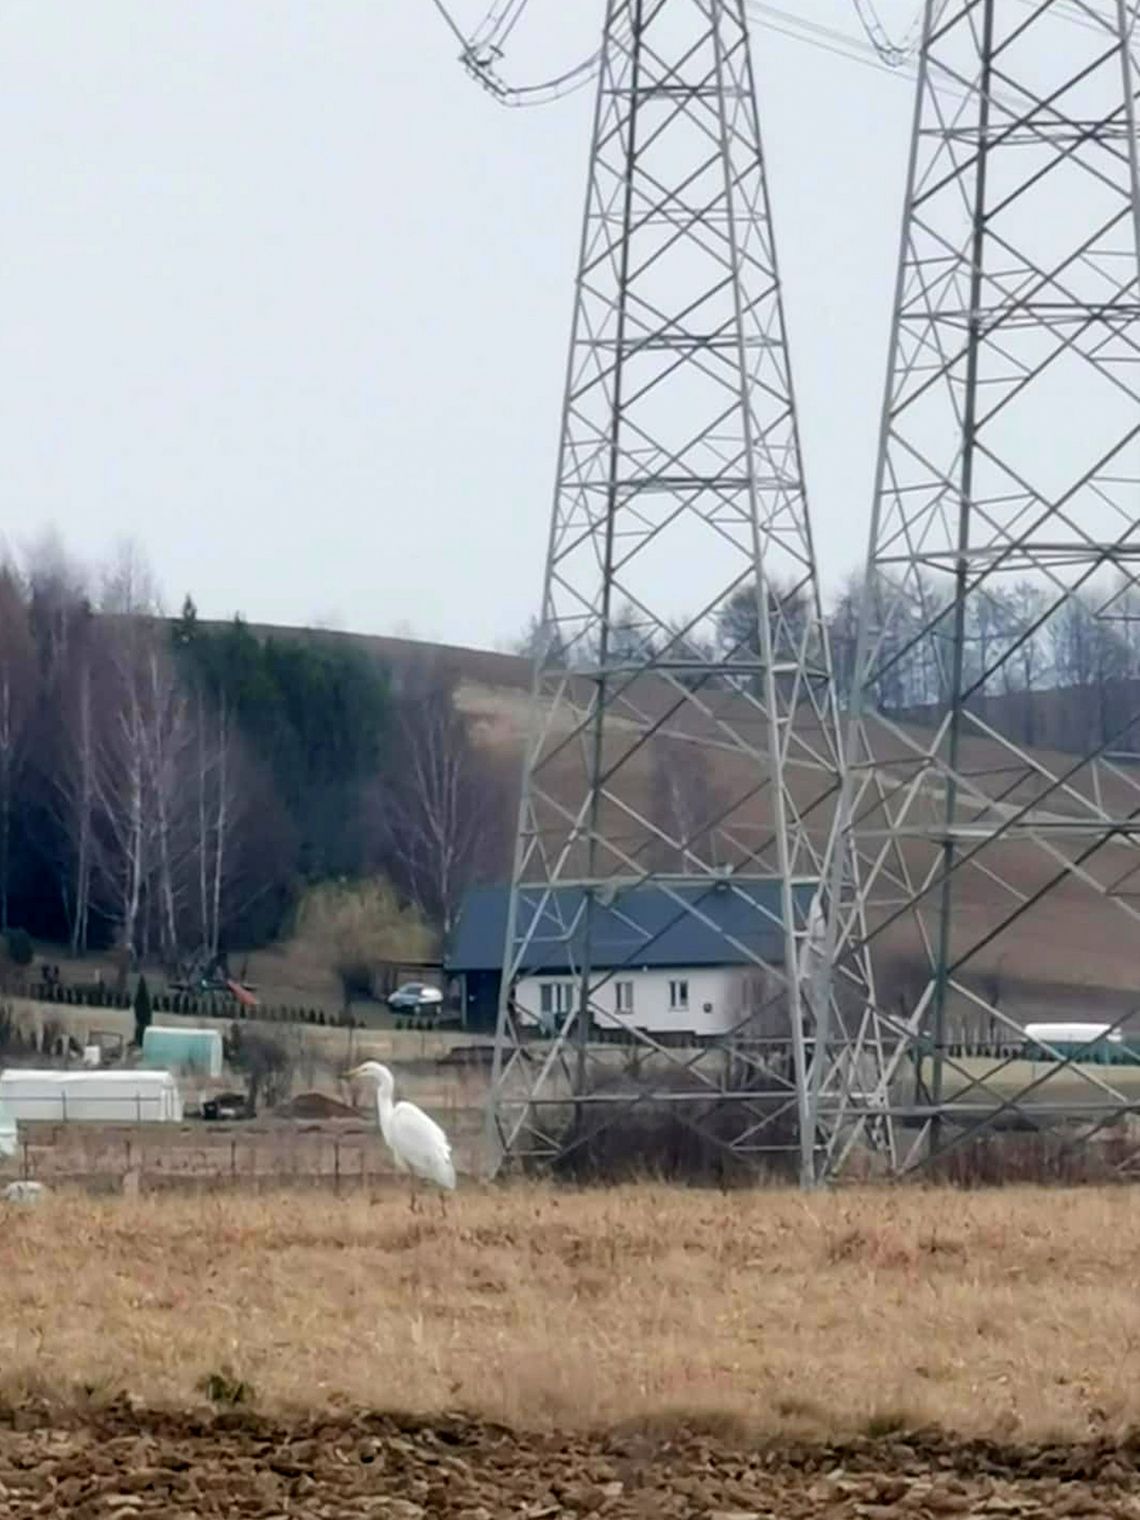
[832,0,1140,1178]
[485,0,882,1185]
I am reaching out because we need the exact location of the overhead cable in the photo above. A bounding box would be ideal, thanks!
[849,0,923,65]
[428,0,1098,110]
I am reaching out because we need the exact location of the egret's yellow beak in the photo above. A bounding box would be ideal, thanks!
[342,1066,363,1081]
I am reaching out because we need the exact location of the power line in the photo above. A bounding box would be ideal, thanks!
[1011,0,1120,34]
[428,0,1105,110]
[849,0,923,64]
[749,2,920,77]
[470,0,531,52]
[427,0,469,52]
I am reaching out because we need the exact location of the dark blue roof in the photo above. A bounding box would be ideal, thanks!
[445,878,817,975]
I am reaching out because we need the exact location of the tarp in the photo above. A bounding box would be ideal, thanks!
[142,1025,224,1078]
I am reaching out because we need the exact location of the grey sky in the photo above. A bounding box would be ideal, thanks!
[0,1,919,649]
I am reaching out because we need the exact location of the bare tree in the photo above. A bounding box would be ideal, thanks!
[24,528,90,687]
[226,1025,294,1112]
[189,688,251,957]
[94,623,149,957]
[0,566,35,930]
[55,636,102,953]
[647,733,722,872]
[376,662,510,932]
[513,614,567,669]
[142,642,194,964]
[99,537,162,621]
[92,606,197,963]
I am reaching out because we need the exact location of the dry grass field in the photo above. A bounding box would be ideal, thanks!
[2,1182,1138,1444]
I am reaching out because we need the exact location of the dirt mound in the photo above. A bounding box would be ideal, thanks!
[3,1407,1140,1518]
[272,1091,358,1119]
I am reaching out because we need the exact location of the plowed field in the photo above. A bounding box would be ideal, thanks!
[6,1185,1140,1515]
[5,1408,1140,1518]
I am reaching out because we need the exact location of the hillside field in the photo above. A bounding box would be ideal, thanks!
[276,627,1140,1021]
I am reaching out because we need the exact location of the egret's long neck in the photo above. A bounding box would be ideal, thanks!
[374,1083,394,1143]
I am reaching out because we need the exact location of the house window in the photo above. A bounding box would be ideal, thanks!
[615,980,634,1015]
[539,982,574,1017]
[669,978,689,1012]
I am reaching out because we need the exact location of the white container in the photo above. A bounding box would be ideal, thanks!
[0,1069,183,1124]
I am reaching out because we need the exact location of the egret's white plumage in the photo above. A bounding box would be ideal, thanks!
[348,1061,456,1206]
[797,890,828,1024]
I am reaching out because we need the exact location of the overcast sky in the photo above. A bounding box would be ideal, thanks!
[0,1,920,649]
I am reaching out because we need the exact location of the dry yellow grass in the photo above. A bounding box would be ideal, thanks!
[1,1183,1137,1441]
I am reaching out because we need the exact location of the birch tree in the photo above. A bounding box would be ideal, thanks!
[647,732,723,873]
[192,688,246,956]
[0,567,34,930]
[378,663,509,932]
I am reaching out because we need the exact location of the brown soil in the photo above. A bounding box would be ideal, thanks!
[272,1091,360,1120]
[3,1407,1140,1518]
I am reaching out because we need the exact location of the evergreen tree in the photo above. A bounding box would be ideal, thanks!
[133,973,153,1046]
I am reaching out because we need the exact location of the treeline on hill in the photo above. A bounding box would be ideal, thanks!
[522,570,1140,752]
[0,544,513,961]
[5,536,1132,966]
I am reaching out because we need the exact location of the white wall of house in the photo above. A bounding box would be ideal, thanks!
[514,966,752,1037]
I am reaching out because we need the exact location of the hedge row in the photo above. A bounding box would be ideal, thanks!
[18,981,364,1029]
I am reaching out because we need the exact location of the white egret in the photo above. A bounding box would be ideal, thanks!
[797,890,828,1026]
[347,1061,456,1211]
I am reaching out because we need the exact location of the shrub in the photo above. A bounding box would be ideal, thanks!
[4,929,32,967]
[551,1065,800,1186]
[227,1025,294,1111]
[293,878,436,1011]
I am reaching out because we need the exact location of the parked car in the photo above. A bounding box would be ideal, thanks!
[387,981,444,1015]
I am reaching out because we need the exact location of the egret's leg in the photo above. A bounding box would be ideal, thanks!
[437,1188,448,1220]
[409,1175,418,1214]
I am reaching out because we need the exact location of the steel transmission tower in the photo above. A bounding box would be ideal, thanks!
[486,0,880,1183]
[834,0,1140,1172]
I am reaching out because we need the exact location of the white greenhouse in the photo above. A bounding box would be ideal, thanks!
[0,1069,183,1124]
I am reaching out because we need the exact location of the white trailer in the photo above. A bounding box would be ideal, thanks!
[0,1069,183,1123]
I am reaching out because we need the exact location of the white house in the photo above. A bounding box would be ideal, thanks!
[514,965,758,1038]
[445,878,818,1037]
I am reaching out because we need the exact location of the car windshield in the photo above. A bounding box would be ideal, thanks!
[402,984,422,993]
